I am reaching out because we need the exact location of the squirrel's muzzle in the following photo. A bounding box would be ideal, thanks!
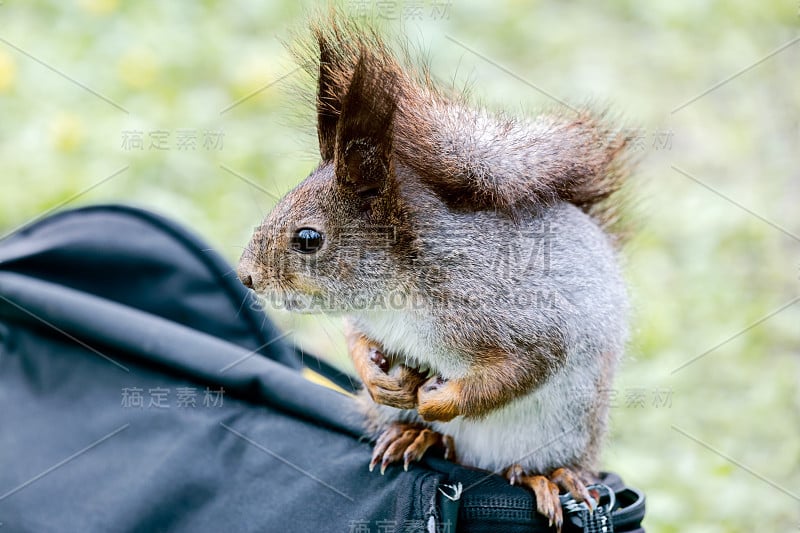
[237,259,259,290]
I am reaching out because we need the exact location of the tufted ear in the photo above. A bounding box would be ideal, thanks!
[334,50,397,198]
[316,35,341,161]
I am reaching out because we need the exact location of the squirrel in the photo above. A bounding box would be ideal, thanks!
[238,15,632,531]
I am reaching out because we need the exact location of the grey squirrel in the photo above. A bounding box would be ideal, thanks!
[238,15,632,531]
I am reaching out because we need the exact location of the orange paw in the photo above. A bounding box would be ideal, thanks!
[369,423,456,473]
[416,376,461,422]
[505,465,596,533]
[361,346,426,409]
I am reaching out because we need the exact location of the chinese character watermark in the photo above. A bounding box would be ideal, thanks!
[203,386,225,408]
[148,387,170,408]
[121,386,225,408]
[346,0,453,20]
[571,386,673,409]
[603,128,674,152]
[121,129,225,151]
[348,519,452,533]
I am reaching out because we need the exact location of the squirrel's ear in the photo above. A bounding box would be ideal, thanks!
[316,35,340,161]
[334,50,397,198]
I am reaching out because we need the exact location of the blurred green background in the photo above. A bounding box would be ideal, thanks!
[1,1,798,530]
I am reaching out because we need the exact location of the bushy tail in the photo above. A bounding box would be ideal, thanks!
[292,12,635,235]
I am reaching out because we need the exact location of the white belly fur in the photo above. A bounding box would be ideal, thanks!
[430,370,589,473]
[354,310,471,378]
[354,310,592,473]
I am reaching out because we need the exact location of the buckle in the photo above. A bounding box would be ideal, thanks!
[560,483,615,533]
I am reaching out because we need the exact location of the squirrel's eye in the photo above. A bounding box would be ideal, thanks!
[291,228,324,254]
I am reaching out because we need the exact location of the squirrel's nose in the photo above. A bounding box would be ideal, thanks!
[237,264,258,290]
[239,272,254,289]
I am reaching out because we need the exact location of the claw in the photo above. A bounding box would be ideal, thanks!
[504,464,525,486]
[504,465,594,533]
[369,423,456,476]
[550,467,593,508]
[369,424,403,472]
[369,448,382,472]
[369,347,391,373]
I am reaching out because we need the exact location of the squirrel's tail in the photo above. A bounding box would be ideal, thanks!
[292,11,635,235]
[395,101,634,233]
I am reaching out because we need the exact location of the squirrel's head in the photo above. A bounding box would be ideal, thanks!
[238,35,417,313]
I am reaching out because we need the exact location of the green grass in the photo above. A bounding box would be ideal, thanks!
[1,1,798,530]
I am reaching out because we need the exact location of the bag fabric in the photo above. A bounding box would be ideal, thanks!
[0,205,644,532]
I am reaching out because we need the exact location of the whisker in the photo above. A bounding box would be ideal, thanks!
[234,290,250,319]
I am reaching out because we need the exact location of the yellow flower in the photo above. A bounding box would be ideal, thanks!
[79,0,119,15]
[117,49,158,89]
[50,113,85,152]
[0,49,16,92]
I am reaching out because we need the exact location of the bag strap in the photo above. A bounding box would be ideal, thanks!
[423,460,646,533]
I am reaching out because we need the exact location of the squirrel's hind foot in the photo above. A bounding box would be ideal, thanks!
[504,465,596,533]
[369,423,456,474]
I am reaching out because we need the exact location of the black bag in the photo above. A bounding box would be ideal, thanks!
[0,205,645,532]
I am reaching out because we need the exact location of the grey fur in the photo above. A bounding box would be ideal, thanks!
[240,16,632,477]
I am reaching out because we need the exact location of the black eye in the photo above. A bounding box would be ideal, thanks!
[291,228,324,254]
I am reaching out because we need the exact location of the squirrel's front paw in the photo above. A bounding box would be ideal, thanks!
[345,321,427,409]
[416,376,461,422]
[361,346,427,409]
